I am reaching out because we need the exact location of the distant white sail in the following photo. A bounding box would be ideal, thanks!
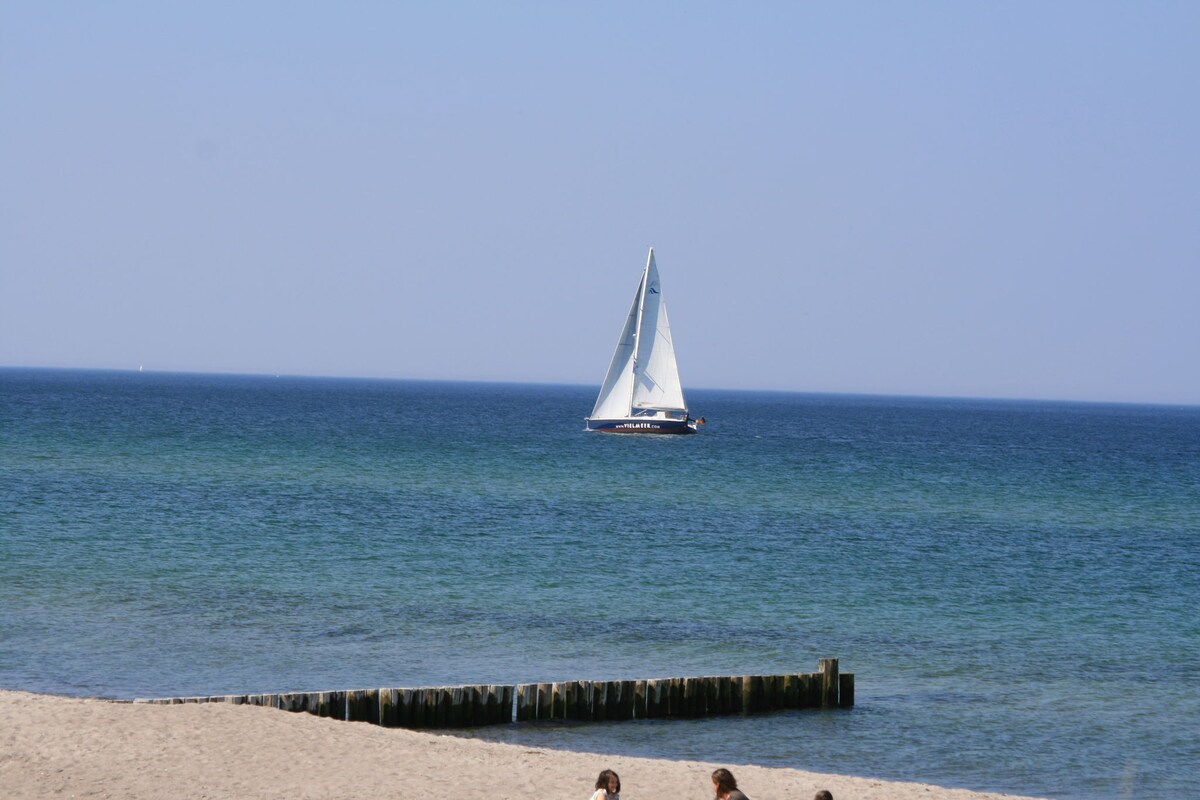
[631,251,686,412]
[588,248,690,430]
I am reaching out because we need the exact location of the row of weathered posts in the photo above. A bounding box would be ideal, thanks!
[132,658,853,730]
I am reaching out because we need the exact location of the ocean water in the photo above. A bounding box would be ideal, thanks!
[1,368,1197,799]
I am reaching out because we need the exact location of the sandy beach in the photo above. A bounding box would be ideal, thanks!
[0,690,1044,800]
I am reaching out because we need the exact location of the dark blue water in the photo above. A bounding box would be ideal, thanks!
[2,368,1197,799]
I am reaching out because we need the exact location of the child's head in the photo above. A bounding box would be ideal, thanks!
[814,791,833,800]
[711,768,738,795]
[595,769,621,795]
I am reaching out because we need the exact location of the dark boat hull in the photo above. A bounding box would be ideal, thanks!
[585,417,696,434]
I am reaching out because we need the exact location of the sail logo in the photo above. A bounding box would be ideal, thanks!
[648,283,659,294]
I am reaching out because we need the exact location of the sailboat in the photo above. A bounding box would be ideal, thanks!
[585,248,701,434]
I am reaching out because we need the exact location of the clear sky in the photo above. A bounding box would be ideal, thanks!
[3,2,1198,404]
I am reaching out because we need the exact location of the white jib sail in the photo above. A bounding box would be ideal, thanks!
[631,250,687,412]
[589,273,644,420]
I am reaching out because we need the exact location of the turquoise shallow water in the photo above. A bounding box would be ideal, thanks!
[2,368,1198,799]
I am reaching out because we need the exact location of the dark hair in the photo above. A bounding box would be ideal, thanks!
[712,768,738,796]
[595,769,621,794]
[814,791,834,800]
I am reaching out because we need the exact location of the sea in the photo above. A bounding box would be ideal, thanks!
[1,368,1197,799]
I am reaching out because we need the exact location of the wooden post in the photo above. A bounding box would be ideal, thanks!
[425,688,441,728]
[803,672,815,706]
[502,684,515,724]
[599,681,615,721]
[437,687,451,727]
[599,681,615,720]
[697,678,710,715]
[465,685,482,726]
[602,681,619,721]
[475,685,488,726]
[447,686,463,727]
[394,689,411,727]
[668,677,682,717]
[687,677,699,716]
[551,683,566,719]
[482,685,498,725]
[564,681,578,719]
[634,680,647,719]
[680,678,696,718]
[819,658,839,708]
[379,689,396,726]
[768,674,784,710]
[574,681,592,721]
[516,684,535,722]
[620,680,636,719]
[839,673,854,708]
[467,685,481,726]
[344,690,363,721]
[749,676,764,712]
[748,676,765,712]
[424,688,438,728]
[714,676,729,715]
[592,681,608,721]
[407,689,425,728]
[366,689,382,724]
[644,679,661,718]
[536,683,552,721]
[758,675,771,711]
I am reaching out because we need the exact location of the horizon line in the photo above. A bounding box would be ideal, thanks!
[3,364,1198,410]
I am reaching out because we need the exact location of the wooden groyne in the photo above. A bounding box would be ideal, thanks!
[132,658,852,730]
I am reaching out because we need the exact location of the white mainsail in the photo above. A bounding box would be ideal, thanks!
[589,278,642,420]
[631,251,686,412]
[589,248,687,419]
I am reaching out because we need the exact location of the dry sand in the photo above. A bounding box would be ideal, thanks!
[0,690,1043,800]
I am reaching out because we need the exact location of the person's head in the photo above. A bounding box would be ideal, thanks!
[711,768,738,797]
[814,791,834,800]
[595,769,621,795]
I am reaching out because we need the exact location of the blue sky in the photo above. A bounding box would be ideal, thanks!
[3,2,1198,404]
